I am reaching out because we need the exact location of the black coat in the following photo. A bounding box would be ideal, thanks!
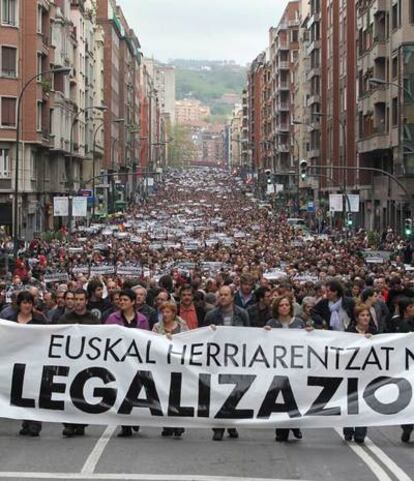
[311,296,355,329]
[204,305,250,327]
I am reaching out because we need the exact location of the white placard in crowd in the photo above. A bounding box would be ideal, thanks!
[329,194,343,212]
[346,194,360,213]
[53,197,69,217]
[266,184,275,194]
[1,322,413,429]
[147,178,154,187]
[72,197,88,217]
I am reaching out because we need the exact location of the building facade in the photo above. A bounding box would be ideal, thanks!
[0,0,162,238]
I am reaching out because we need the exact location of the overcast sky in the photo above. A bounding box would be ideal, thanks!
[117,0,289,65]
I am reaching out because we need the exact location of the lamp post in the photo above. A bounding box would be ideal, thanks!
[91,117,124,219]
[369,78,414,229]
[13,66,71,258]
[68,105,107,233]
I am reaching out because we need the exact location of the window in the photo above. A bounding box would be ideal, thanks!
[37,5,43,34]
[0,148,9,177]
[392,97,398,127]
[36,101,43,131]
[1,97,16,127]
[1,46,16,77]
[2,0,17,26]
[37,53,43,78]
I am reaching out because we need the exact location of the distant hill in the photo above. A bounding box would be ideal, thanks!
[170,60,246,119]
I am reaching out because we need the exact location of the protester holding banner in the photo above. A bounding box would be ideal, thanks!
[204,285,250,441]
[106,289,149,438]
[342,303,376,444]
[86,278,113,323]
[153,301,188,438]
[57,288,100,438]
[312,279,355,330]
[266,295,305,442]
[11,291,45,437]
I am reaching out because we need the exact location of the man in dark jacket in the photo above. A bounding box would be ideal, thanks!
[204,285,249,441]
[247,286,272,327]
[86,278,112,323]
[133,285,158,329]
[204,285,250,327]
[311,279,355,330]
[234,273,255,310]
[58,289,99,437]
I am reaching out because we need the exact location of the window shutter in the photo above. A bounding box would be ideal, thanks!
[2,47,16,76]
[1,98,16,126]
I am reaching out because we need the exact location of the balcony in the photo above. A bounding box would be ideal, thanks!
[371,0,386,15]
[307,39,321,55]
[276,123,290,133]
[278,144,290,152]
[278,81,290,91]
[308,12,320,28]
[278,61,289,70]
[288,19,300,27]
[358,129,390,153]
[371,41,386,60]
[277,102,290,111]
[308,94,321,106]
[308,148,320,159]
[278,42,289,51]
[307,67,320,80]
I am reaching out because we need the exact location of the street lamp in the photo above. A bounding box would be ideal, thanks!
[369,78,414,102]
[67,105,107,234]
[369,78,414,228]
[13,66,71,257]
[92,118,124,219]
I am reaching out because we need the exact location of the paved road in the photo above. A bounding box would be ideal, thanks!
[0,420,413,481]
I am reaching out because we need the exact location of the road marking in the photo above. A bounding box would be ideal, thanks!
[81,425,116,475]
[364,437,413,481]
[0,474,317,481]
[334,429,393,481]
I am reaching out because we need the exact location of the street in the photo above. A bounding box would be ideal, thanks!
[0,420,413,481]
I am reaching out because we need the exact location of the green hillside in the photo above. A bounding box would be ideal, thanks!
[173,62,246,118]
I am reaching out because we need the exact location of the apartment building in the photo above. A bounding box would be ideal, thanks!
[175,98,210,125]
[228,104,243,171]
[247,51,266,172]
[269,1,300,191]
[0,0,160,238]
[357,0,414,230]
[0,0,87,239]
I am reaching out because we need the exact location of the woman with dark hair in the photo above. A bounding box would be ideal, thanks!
[106,289,149,438]
[153,301,188,438]
[266,295,305,442]
[359,287,388,333]
[343,303,376,444]
[398,297,414,443]
[11,291,45,437]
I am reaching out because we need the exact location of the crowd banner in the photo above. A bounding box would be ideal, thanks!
[1,320,414,428]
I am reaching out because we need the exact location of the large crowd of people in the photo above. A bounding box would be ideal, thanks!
[1,169,414,444]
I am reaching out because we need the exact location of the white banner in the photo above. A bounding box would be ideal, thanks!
[329,194,343,212]
[53,197,69,217]
[72,197,88,217]
[1,321,414,428]
[346,194,360,213]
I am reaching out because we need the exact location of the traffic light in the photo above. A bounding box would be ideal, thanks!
[265,169,272,185]
[346,212,353,227]
[404,218,413,237]
[299,160,308,180]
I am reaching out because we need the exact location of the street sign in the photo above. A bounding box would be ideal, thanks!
[307,201,315,212]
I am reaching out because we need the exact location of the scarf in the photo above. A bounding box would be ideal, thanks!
[329,298,343,331]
